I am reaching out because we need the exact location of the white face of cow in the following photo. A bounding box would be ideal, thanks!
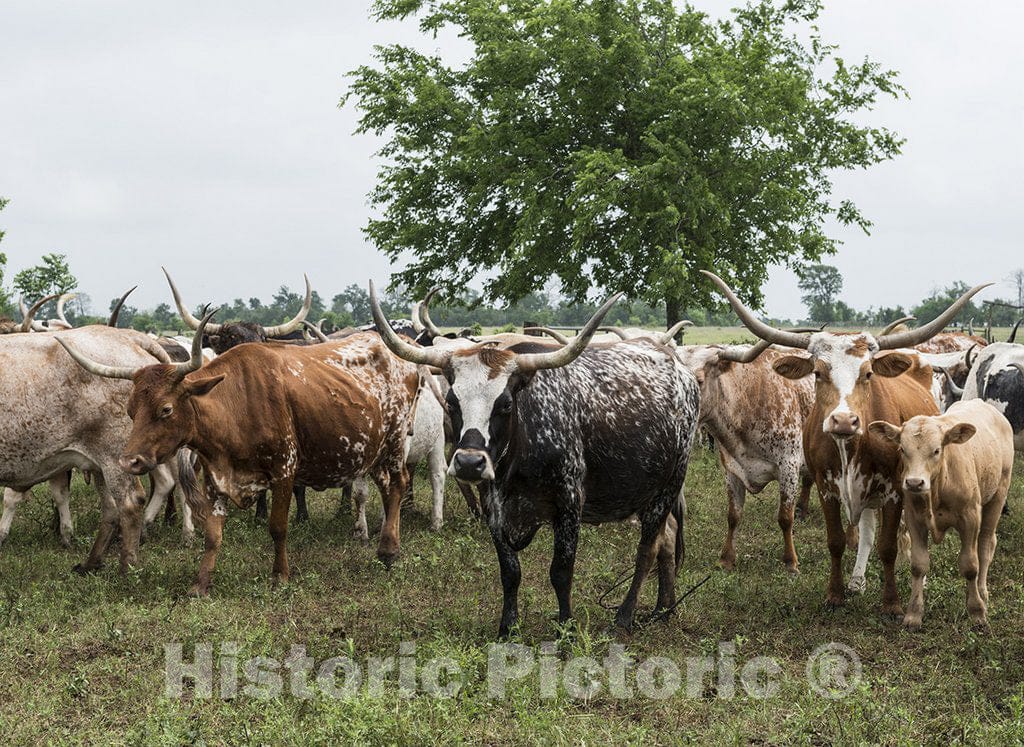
[445,350,529,484]
[772,332,914,440]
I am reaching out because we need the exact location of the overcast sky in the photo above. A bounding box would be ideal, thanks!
[2,1,1021,321]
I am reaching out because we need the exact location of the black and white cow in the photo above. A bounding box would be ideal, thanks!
[957,342,1024,450]
[371,285,701,636]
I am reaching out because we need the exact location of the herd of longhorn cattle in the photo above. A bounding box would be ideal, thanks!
[1,269,1020,635]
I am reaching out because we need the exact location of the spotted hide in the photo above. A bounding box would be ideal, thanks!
[63,331,420,594]
[675,344,814,574]
[1,326,172,570]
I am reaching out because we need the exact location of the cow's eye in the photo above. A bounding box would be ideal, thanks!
[933,448,940,456]
[160,404,173,418]
[865,371,873,380]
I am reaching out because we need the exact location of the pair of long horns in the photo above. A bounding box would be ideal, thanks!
[163,267,312,337]
[19,294,60,333]
[700,271,991,351]
[373,281,622,373]
[57,309,218,380]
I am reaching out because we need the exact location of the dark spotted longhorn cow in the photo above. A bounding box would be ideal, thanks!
[57,312,422,594]
[703,270,989,614]
[371,284,701,636]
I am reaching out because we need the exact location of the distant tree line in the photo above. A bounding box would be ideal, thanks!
[3,249,1024,334]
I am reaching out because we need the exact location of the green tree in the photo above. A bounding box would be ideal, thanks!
[912,283,980,328]
[13,252,79,301]
[797,263,843,322]
[346,0,905,325]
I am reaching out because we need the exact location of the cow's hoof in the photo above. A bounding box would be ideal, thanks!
[970,618,990,634]
[60,534,74,549]
[188,584,210,598]
[847,575,866,594]
[784,562,800,575]
[718,557,736,572]
[72,562,100,576]
[880,605,904,622]
[353,528,370,542]
[903,617,922,632]
[824,594,846,610]
[181,532,195,547]
[377,551,399,569]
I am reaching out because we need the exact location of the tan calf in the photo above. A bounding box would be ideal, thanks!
[869,400,1013,631]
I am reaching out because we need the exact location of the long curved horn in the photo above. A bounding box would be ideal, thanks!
[716,326,824,363]
[55,337,141,379]
[418,288,444,339]
[658,320,694,345]
[108,285,137,327]
[410,303,424,334]
[1008,317,1024,344]
[941,368,964,398]
[525,327,569,344]
[54,293,77,328]
[879,316,916,336]
[20,294,60,333]
[877,283,992,350]
[163,267,224,335]
[516,293,622,372]
[700,271,811,349]
[170,308,218,378]
[964,343,977,370]
[597,326,627,340]
[262,274,312,337]
[370,281,451,369]
[301,319,329,343]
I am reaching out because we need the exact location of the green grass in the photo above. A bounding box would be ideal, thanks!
[1,444,1023,745]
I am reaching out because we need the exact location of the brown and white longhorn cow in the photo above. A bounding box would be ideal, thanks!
[57,312,421,594]
[702,271,990,614]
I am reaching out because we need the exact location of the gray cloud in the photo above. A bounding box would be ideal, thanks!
[1,1,1021,320]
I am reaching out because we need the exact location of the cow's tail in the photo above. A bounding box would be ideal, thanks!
[176,448,205,522]
[672,489,686,572]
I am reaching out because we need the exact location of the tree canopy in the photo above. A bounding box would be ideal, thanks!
[346,0,906,326]
[798,263,843,322]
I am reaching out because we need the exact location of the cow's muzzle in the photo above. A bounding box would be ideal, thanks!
[448,449,495,484]
[904,477,929,494]
[119,454,156,475]
[826,412,861,438]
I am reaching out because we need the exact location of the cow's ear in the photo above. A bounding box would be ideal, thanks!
[944,422,977,445]
[186,374,225,398]
[873,352,913,378]
[868,420,902,442]
[772,355,814,380]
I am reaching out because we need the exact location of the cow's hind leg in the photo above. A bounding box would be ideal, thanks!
[978,491,1006,606]
[615,507,671,633]
[958,509,986,629]
[428,440,446,531]
[778,466,800,573]
[269,479,294,586]
[351,479,370,541]
[719,472,746,571]
[143,462,176,534]
[0,488,29,548]
[293,486,309,523]
[50,473,74,548]
[796,473,813,520]
[375,465,409,567]
[254,492,268,521]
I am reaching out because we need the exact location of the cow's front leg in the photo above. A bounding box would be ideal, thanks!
[550,509,580,627]
[0,488,28,549]
[293,486,309,523]
[490,525,522,639]
[903,507,930,631]
[819,491,847,608]
[878,499,904,618]
[192,497,226,596]
[376,466,409,567]
[269,480,294,586]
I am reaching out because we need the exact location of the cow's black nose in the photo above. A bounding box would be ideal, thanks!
[452,451,487,480]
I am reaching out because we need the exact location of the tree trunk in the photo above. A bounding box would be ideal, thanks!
[665,293,684,344]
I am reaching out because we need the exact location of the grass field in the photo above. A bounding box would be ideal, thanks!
[2,326,1023,745]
